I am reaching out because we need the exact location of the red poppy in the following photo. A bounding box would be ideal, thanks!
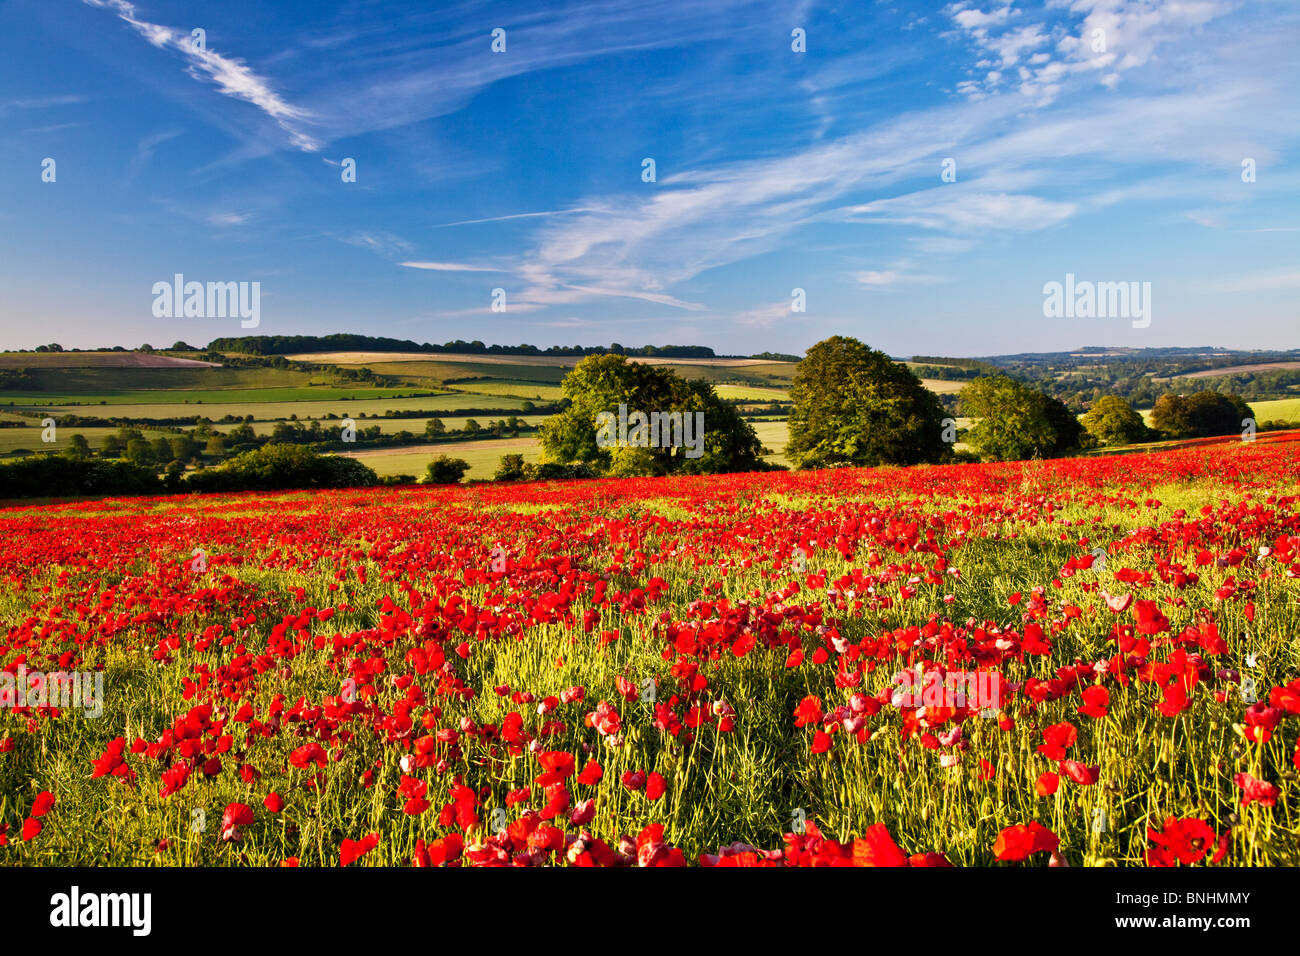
[340,832,380,866]
[993,822,1059,862]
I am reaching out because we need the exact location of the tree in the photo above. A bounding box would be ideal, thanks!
[151,436,173,462]
[785,336,947,469]
[1151,394,1193,438]
[462,419,482,436]
[170,435,201,461]
[1040,393,1085,454]
[101,434,123,458]
[960,376,1080,461]
[425,417,446,439]
[493,454,528,481]
[1152,391,1254,439]
[65,434,91,459]
[1187,391,1253,438]
[1082,396,1147,447]
[124,438,154,466]
[424,455,470,484]
[538,353,766,477]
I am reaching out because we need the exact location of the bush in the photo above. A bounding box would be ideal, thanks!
[493,454,528,482]
[183,444,378,492]
[0,456,162,499]
[526,462,599,481]
[424,455,470,485]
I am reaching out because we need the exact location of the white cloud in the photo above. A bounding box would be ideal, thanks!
[399,261,502,272]
[82,0,319,150]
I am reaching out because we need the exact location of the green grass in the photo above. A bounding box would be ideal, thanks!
[0,425,171,455]
[2,386,435,408]
[1248,398,1300,423]
[714,384,790,401]
[444,381,565,401]
[341,437,543,478]
[4,393,532,421]
[245,414,546,437]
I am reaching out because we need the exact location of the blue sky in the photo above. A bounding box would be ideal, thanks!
[1,0,1297,357]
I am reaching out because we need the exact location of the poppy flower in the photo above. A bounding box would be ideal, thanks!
[220,802,254,842]
[851,824,910,867]
[1037,722,1078,760]
[793,695,823,728]
[340,832,379,866]
[1059,759,1099,786]
[646,772,667,801]
[1233,772,1279,808]
[1078,685,1109,718]
[993,822,1059,862]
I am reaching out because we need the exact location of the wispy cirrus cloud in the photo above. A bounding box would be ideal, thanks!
[81,0,319,150]
[400,261,504,273]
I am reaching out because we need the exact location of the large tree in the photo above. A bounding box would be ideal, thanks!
[538,354,766,477]
[1082,395,1147,447]
[961,375,1083,461]
[785,336,948,469]
[1152,390,1254,439]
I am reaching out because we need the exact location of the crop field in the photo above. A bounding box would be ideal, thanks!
[2,440,1298,867]
[245,414,547,438]
[5,394,526,423]
[0,425,170,456]
[1,386,434,409]
[0,352,219,369]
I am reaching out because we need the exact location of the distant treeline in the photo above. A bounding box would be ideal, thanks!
[206,334,719,359]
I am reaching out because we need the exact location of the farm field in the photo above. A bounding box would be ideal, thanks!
[5,394,528,423]
[0,351,219,369]
[1138,398,1300,428]
[342,437,543,479]
[0,425,171,456]
[1,386,433,408]
[245,414,546,438]
[2,441,1298,867]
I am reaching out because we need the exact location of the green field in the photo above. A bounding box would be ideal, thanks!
[342,437,544,479]
[0,424,171,456]
[6,393,534,422]
[1249,398,1300,423]
[714,384,790,401]
[1138,398,1300,427]
[342,419,797,480]
[444,381,565,401]
[245,413,546,438]
[2,386,434,408]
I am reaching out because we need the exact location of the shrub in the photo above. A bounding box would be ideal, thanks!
[424,455,470,485]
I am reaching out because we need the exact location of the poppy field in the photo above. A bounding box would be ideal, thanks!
[2,439,1299,867]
